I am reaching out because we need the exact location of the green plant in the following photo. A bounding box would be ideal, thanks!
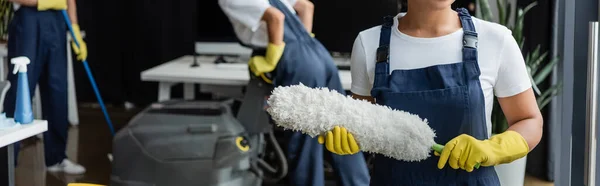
[476,0,563,133]
[0,0,12,41]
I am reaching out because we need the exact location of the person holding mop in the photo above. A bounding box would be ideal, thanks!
[219,0,370,185]
[318,0,543,185]
[4,0,87,174]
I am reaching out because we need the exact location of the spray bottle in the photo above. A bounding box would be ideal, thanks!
[12,57,33,124]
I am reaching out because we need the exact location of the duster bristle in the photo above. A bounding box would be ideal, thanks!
[266,83,436,162]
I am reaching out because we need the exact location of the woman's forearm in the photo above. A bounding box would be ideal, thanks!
[261,7,285,45]
[67,0,78,24]
[293,0,314,33]
[506,116,543,152]
[498,88,543,152]
[8,0,36,7]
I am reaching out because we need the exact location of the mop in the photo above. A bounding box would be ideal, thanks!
[60,11,115,136]
[266,84,479,167]
[61,11,115,161]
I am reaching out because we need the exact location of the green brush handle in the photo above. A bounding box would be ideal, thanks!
[432,144,481,169]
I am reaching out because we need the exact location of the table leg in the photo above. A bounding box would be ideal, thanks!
[0,55,4,82]
[184,83,195,100]
[7,144,13,186]
[158,82,174,102]
[0,144,14,186]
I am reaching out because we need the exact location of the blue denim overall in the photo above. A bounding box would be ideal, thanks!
[4,6,69,166]
[369,9,501,185]
[267,0,370,185]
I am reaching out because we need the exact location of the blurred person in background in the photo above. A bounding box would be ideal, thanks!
[6,0,87,175]
[219,0,370,185]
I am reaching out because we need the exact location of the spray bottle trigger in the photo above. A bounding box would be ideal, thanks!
[11,56,30,74]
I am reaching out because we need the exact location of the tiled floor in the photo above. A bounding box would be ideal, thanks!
[13,105,554,186]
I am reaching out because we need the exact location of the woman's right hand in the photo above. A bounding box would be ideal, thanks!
[318,126,360,155]
[248,43,285,83]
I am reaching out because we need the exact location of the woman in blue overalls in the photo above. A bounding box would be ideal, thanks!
[4,0,87,174]
[220,0,370,185]
[265,0,370,185]
[319,0,543,185]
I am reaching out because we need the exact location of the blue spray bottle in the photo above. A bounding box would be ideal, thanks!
[12,57,33,124]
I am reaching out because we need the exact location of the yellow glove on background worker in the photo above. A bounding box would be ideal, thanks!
[317,126,360,155]
[37,0,66,10]
[436,130,529,172]
[248,43,285,83]
[70,24,88,61]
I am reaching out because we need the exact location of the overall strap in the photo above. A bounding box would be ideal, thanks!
[371,16,394,98]
[457,8,478,63]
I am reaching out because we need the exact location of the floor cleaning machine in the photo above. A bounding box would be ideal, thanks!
[109,76,287,186]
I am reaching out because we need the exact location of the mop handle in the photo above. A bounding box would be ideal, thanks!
[432,143,481,169]
[61,10,116,136]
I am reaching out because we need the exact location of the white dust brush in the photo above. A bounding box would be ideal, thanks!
[266,83,443,162]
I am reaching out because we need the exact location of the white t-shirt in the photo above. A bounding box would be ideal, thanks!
[350,13,532,137]
[13,3,21,10]
[218,0,298,48]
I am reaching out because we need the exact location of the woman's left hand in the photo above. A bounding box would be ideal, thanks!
[318,126,360,155]
[435,130,529,172]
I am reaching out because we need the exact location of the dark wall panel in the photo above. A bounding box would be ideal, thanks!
[570,0,599,184]
[76,0,197,106]
[312,0,398,53]
[75,0,128,105]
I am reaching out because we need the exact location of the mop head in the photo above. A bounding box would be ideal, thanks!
[266,84,437,162]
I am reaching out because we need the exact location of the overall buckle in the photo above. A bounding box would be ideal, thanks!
[376,45,389,63]
[463,31,478,49]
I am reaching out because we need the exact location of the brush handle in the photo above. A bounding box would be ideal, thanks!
[432,143,481,169]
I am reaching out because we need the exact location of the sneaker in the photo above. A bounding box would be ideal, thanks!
[47,159,86,175]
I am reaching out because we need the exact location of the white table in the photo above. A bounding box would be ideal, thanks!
[0,120,48,186]
[141,55,352,101]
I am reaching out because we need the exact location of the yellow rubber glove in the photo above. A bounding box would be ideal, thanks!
[248,43,285,83]
[37,0,67,10]
[437,130,529,172]
[317,126,360,155]
[71,24,88,61]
